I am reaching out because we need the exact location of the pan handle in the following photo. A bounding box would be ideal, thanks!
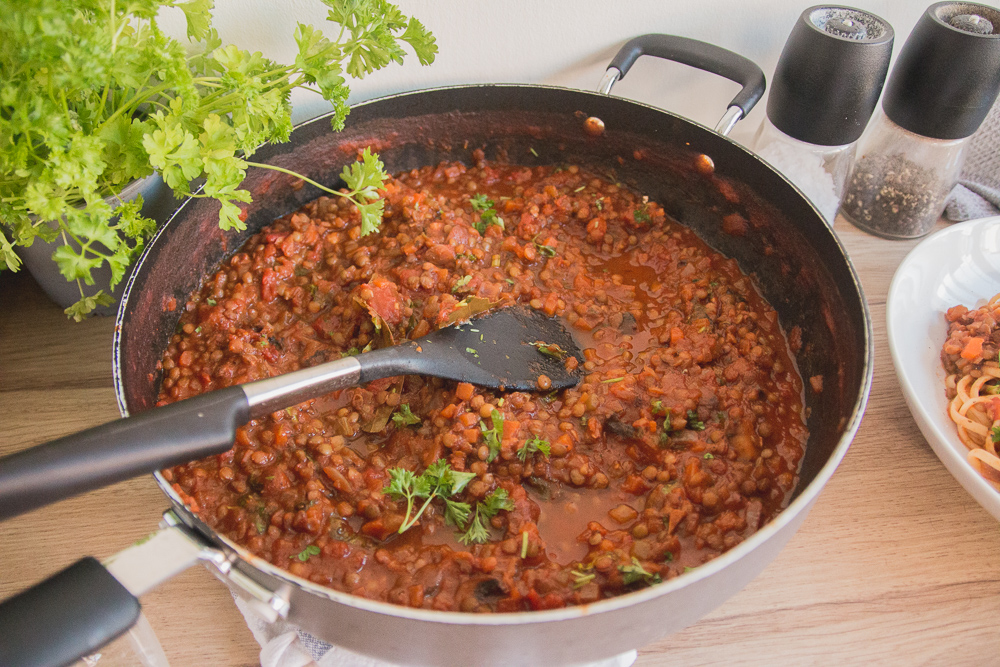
[599,34,766,136]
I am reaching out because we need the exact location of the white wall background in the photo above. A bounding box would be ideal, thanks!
[167,1,943,146]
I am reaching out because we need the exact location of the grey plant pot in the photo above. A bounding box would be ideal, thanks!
[18,174,179,314]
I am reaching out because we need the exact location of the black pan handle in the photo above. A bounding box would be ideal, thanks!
[602,34,766,132]
[0,385,250,522]
[0,557,141,667]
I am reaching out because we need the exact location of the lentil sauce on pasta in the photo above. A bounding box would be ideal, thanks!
[942,294,1000,489]
[159,157,808,612]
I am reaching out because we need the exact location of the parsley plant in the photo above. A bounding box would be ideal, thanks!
[0,0,436,319]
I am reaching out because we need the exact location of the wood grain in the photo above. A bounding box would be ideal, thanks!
[2,217,999,667]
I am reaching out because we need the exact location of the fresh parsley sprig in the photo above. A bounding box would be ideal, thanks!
[0,0,436,319]
[458,488,514,545]
[383,459,474,534]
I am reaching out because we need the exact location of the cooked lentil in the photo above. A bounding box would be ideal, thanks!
[159,156,807,612]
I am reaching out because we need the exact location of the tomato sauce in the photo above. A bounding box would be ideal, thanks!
[159,156,807,612]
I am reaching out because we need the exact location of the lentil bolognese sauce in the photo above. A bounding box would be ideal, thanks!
[158,153,808,612]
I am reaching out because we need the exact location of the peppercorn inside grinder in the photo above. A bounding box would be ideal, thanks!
[840,2,1000,239]
[753,6,893,223]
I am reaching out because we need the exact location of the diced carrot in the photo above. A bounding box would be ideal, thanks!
[458,412,479,428]
[463,428,480,444]
[670,327,684,346]
[961,336,984,360]
[455,382,475,401]
[439,403,458,419]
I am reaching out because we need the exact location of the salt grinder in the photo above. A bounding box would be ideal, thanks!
[753,6,893,223]
[840,2,1000,238]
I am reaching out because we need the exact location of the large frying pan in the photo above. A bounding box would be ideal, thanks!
[0,36,872,667]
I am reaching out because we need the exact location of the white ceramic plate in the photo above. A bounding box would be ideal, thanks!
[887,216,1000,521]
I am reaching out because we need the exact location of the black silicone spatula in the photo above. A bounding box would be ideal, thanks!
[0,305,581,521]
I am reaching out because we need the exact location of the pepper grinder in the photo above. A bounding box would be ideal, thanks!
[753,6,894,223]
[840,2,1000,238]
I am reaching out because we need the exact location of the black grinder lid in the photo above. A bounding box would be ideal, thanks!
[768,6,894,146]
[884,2,1000,140]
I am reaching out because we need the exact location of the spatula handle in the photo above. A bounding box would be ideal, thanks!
[0,386,249,521]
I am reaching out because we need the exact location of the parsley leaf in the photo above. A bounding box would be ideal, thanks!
[294,545,321,561]
[479,409,504,462]
[391,403,421,427]
[459,489,515,545]
[517,436,551,462]
[991,425,1000,444]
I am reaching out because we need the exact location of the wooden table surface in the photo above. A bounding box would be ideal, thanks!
[2,216,999,667]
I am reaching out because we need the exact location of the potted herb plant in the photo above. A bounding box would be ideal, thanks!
[0,0,436,319]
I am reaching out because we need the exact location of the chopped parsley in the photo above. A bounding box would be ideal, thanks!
[703,452,714,460]
[340,347,360,358]
[991,425,1000,444]
[452,275,472,293]
[633,207,651,223]
[391,403,421,427]
[530,341,569,360]
[206,298,217,306]
[294,545,320,562]
[470,194,504,235]
[517,436,551,462]
[619,557,661,585]
[535,241,557,257]
[686,410,705,430]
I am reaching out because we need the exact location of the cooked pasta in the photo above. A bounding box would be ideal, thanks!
[942,293,1000,490]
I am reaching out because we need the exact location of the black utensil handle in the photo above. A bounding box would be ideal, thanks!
[608,34,766,117]
[0,557,140,667]
[0,385,249,521]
